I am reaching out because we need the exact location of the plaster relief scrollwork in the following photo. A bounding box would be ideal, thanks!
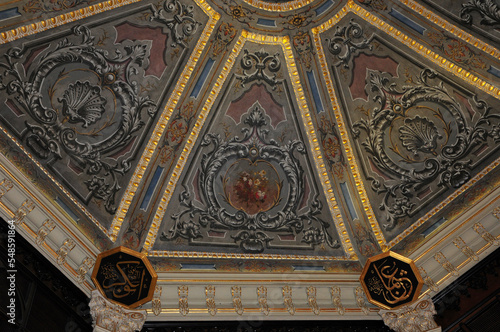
[178,285,189,316]
[353,68,500,231]
[231,286,244,315]
[473,222,499,246]
[57,238,76,265]
[327,19,373,69]
[35,219,56,246]
[151,0,201,48]
[235,50,283,90]
[0,25,158,215]
[306,286,320,315]
[379,295,441,332]
[257,286,270,316]
[283,285,295,316]
[460,0,500,26]
[331,286,345,316]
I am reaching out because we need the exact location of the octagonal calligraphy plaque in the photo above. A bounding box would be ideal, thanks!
[360,251,423,310]
[91,246,157,309]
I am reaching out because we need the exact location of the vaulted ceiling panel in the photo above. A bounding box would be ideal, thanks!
[1,0,500,321]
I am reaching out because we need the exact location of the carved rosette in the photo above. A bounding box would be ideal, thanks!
[89,290,147,332]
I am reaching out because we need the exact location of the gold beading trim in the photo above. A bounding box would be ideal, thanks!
[0,0,142,44]
[242,0,314,12]
[313,0,500,251]
[400,0,500,59]
[141,28,244,253]
[109,0,220,241]
[142,30,355,260]
[148,249,349,260]
[312,3,388,251]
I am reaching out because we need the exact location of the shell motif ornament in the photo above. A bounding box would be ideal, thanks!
[59,81,106,128]
[398,116,441,156]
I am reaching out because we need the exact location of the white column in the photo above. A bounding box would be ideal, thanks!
[378,295,442,332]
[89,290,147,332]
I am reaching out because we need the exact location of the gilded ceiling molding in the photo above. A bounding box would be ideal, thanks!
[141,28,245,253]
[111,0,220,242]
[242,0,314,12]
[411,165,500,263]
[350,1,500,98]
[400,0,500,60]
[313,0,500,252]
[0,157,97,294]
[144,29,355,259]
[312,2,388,251]
[0,0,142,45]
[279,34,355,259]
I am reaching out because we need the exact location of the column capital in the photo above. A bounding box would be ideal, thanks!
[378,295,441,332]
[89,290,147,332]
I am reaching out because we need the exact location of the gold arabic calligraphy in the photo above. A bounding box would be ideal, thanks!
[102,261,146,300]
[369,259,413,305]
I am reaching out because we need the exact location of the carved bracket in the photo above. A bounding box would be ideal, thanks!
[89,290,147,332]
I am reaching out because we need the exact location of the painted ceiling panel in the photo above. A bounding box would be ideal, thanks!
[320,12,500,249]
[416,0,500,45]
[152,42,347,258]
[0,0,209,235]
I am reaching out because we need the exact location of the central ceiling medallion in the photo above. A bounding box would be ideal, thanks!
[223,159,282,215]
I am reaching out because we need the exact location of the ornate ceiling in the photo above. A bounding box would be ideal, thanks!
[1,0,500,321]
